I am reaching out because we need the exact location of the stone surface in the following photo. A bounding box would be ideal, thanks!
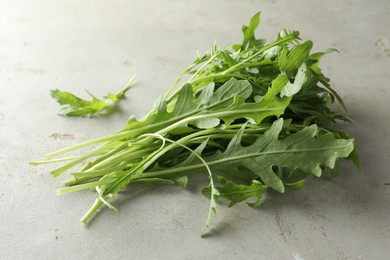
[0,0,389,259]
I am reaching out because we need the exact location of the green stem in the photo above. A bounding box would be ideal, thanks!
[79,142,128,171]
[45,130,134,159]
[29,156,79,165]
[81,198,103,224]
[56,179,114,195]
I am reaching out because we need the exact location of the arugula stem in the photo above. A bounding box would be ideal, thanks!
[119,74,137,96]
[30,156,79,165]
[56,178,114,195]
[81,199,103,224]
[69,165,129,179]
[45,131,134,159]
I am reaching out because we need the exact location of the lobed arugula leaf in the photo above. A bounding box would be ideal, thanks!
[51,75,136,117]
[119,76,287,137]
[203,176,266,208]
[279,40,313,78]
[142,118,354,194]
[233,12,266,52]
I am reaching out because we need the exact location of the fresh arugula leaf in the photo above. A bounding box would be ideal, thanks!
[119,77,285,137]
[284,179,307,190]
[143,119,353,193]
[51,75,136,117]
[233,12,266,52]
[279,40,313,78]
[203,176,266,208]
[280,63,307,98]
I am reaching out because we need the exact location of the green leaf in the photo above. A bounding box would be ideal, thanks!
[173,176,188,188]
[263,46,282,59]
[284,179,306,190]
[51,75,136,117]
[280,63,307,98]
[172,83,196,116]
[145,119,354,194]
[348,148,361,169]
[206,78,252,109]
[233,12,267,52]
[220,50,238,67]
[286,168,310,183]
[213,75,292,126]
[279,40,313,78]
[192,118,220,129]
[329,160,342,179]
[121,78,253,134]
[242,12,261,49]
[214,176,265,208]
[305,48,348,112]
[50,89,105,117]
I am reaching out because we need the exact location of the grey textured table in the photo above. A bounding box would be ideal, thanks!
[1,0,389,259]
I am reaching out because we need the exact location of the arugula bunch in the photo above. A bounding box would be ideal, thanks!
[32,12,359,235]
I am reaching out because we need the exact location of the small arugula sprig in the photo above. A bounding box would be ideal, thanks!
[51,75,136,117]
[32,12,359,236]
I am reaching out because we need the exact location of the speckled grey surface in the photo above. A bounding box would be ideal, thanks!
[1,0,389,259]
